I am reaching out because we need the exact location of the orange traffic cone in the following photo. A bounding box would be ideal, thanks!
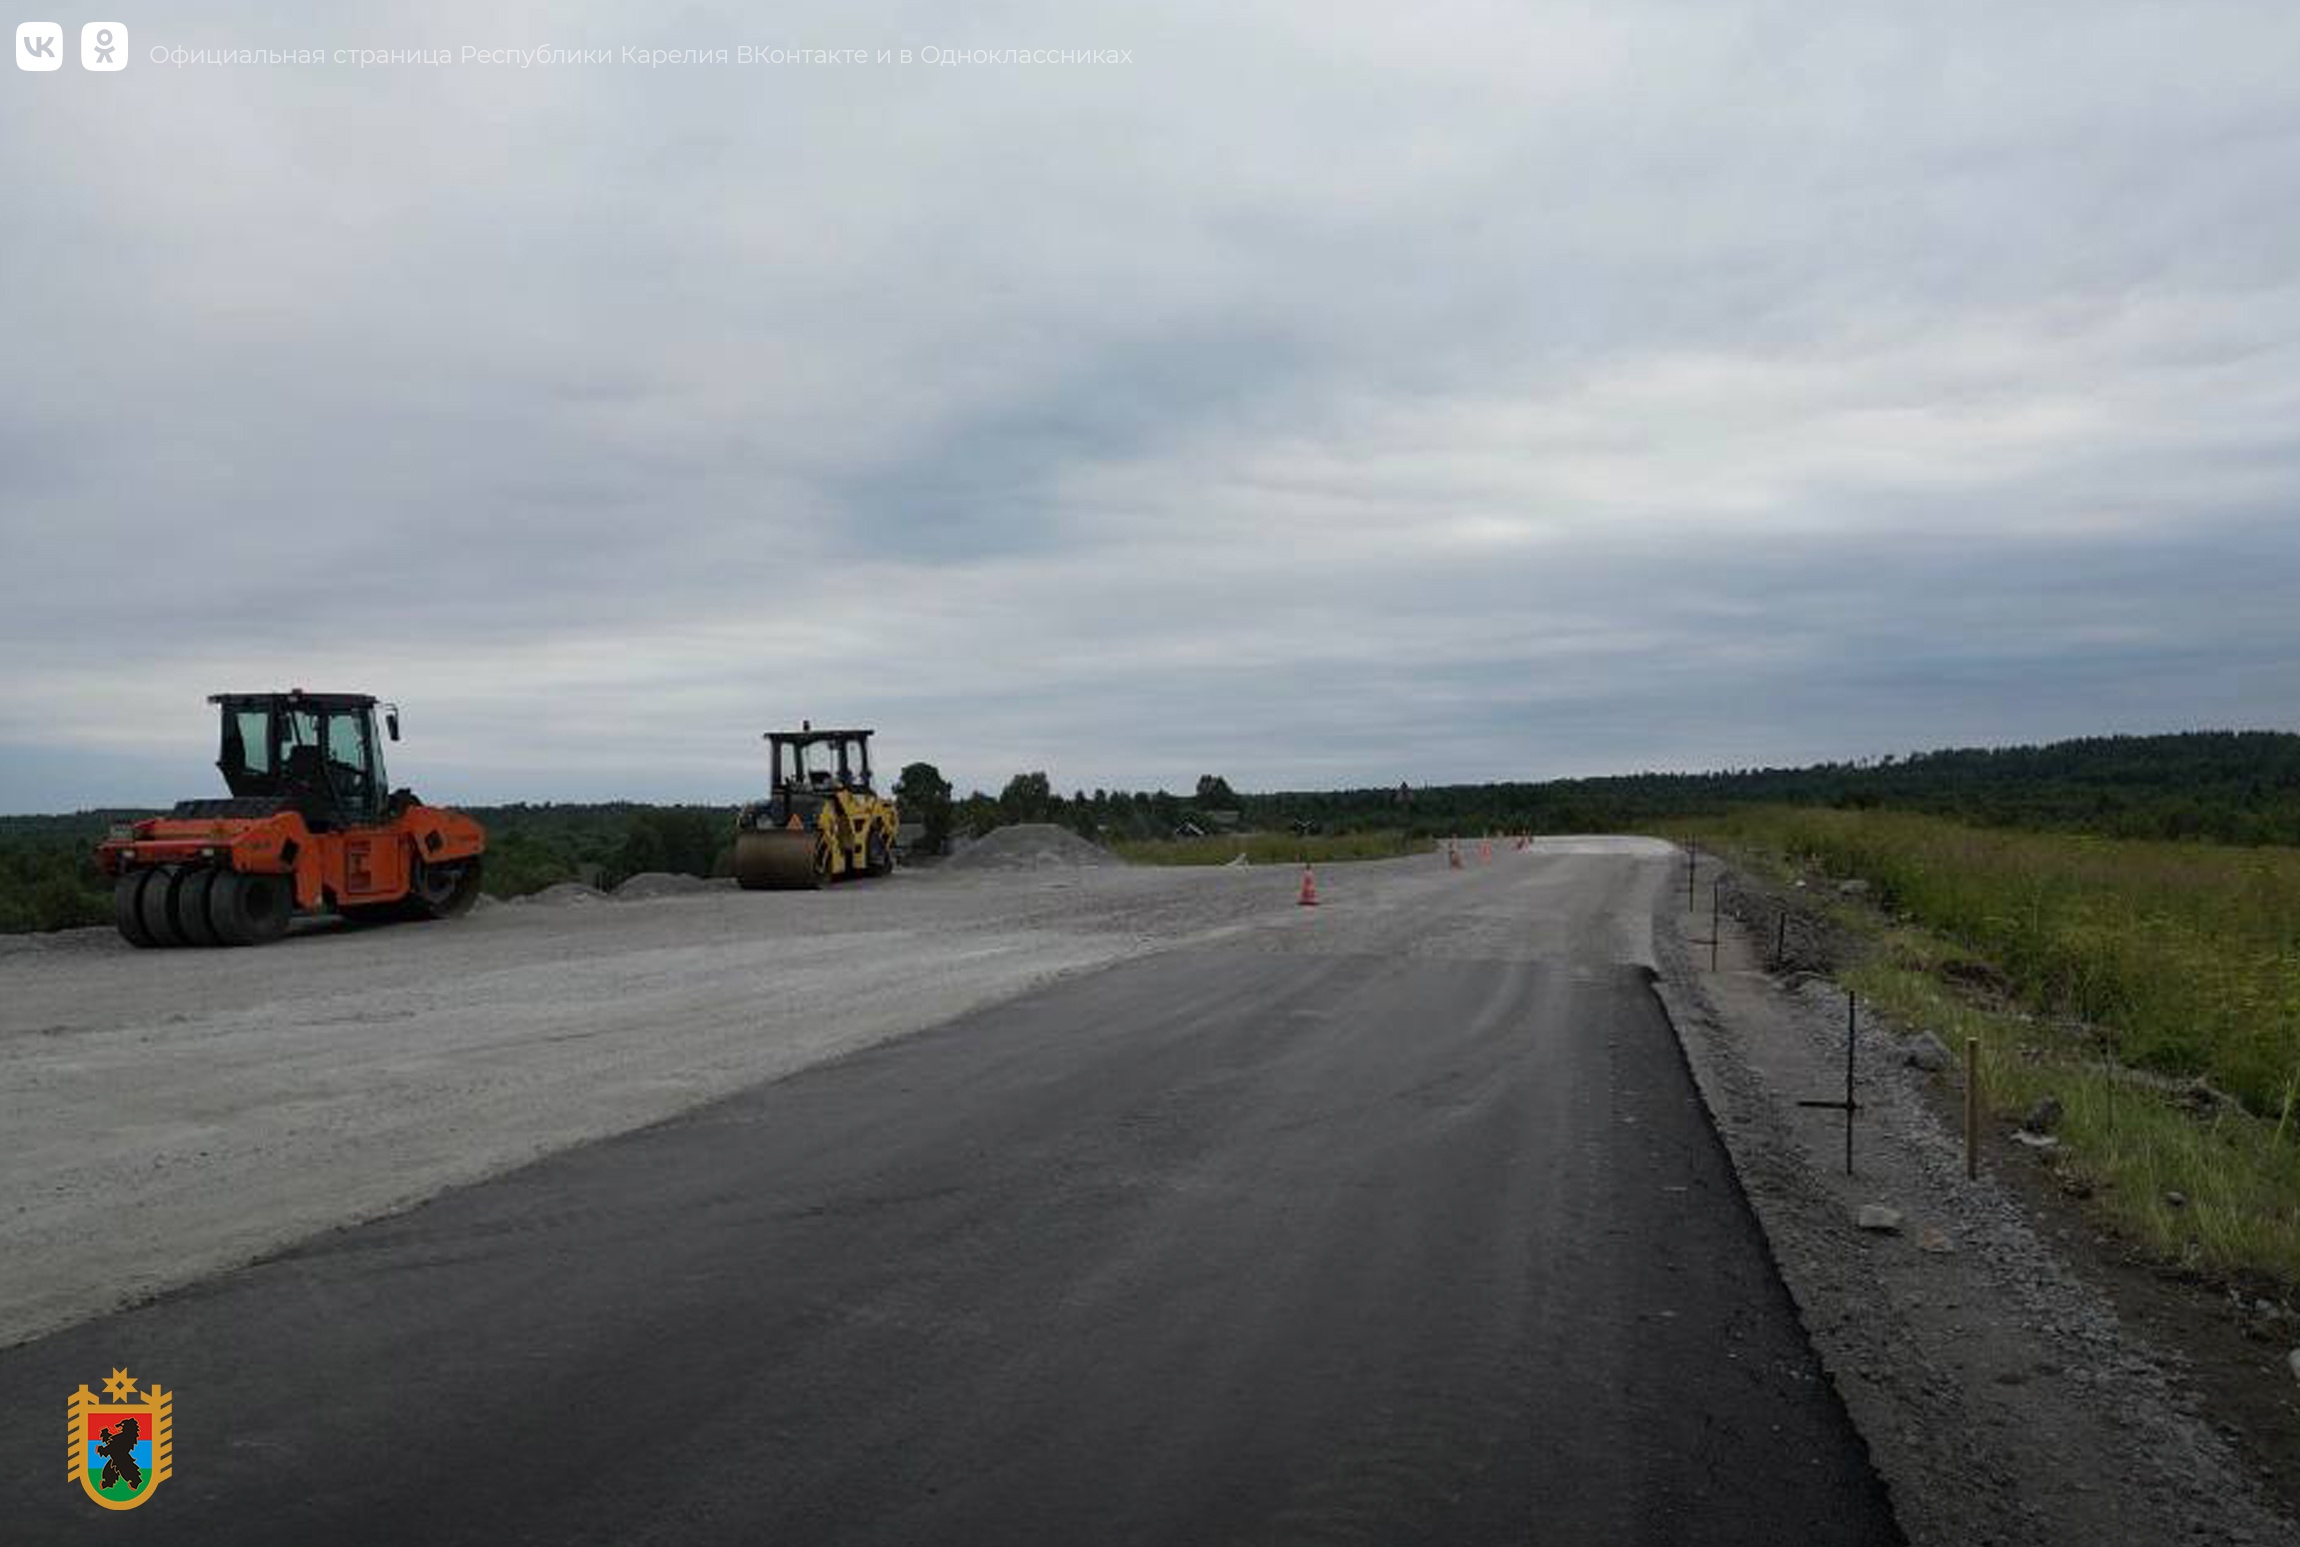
[1297,865,1319,907]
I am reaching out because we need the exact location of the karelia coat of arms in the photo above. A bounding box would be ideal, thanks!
[68,1367,173,1510]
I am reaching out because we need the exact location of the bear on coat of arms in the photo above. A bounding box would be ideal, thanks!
[95,1417,144,1492]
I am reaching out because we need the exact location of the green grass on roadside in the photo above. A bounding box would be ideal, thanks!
[1667,808,2300,1287]
[1678,807,2300,1113]
[1113,830,1429,867]
[1842,958,2300,1284]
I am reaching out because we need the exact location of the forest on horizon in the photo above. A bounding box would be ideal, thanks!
[6,729,2300,932]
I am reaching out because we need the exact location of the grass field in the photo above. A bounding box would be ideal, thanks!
[1113,831,1429,867]
[1676,808,2300,1286]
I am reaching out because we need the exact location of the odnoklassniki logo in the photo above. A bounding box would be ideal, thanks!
[67,1366,173,1510]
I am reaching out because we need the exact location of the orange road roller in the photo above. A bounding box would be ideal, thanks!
[95,691,486,947]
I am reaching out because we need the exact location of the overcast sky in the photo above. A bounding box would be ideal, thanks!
[4,1,2298,810]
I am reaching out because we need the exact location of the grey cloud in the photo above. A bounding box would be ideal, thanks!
[2,1,2298,809]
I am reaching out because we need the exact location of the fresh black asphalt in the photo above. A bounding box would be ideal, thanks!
[2,943,1901,1544]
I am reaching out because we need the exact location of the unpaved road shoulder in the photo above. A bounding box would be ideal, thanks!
[1650,849,2295,1547]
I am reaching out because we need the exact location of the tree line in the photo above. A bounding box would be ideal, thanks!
[6,731,2300,932]
[932,771,1242,847]
[1233,732,2300,847]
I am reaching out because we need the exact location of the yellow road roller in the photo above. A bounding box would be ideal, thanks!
[733,723,901,890]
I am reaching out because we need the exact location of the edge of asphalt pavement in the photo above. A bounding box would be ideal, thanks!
[1642,845,2296,1547]
[0,886,1286,1352]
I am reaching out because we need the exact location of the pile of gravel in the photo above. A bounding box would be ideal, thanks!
[514,882,609,907]
[941,824,1123,872]
[612,872,723,901]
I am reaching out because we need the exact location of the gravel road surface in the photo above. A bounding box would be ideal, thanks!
[0,838,1899,1543]
[0,842,1654,1348]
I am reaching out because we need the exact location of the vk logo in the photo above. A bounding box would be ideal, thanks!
[17,21,63,69]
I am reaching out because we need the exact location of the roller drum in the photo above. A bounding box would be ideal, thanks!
[734,829,825,890]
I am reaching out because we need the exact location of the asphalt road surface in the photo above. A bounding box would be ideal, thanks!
[1,850,1901,1543]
